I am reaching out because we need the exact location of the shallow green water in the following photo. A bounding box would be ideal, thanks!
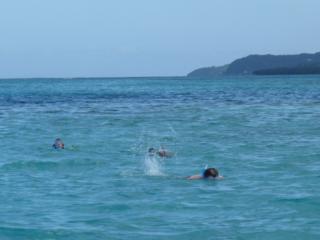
[0,76,320,239]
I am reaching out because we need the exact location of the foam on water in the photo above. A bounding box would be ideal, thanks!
[143,153,165,176]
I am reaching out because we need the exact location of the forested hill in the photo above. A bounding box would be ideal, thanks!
[187,52,320,77]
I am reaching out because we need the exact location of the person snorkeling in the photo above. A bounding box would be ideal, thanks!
[53,138,64,149]
[148,146,173,158]
[187,167,223,180]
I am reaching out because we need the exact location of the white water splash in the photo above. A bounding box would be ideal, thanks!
[143,154,165,176]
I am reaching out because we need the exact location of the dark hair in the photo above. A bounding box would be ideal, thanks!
[148,148,155,153]
[203,168,219,178]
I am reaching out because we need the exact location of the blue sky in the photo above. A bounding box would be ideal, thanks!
[0,0,319,78]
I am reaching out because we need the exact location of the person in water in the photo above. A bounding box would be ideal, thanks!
[148,147,173,158]
[187,167,223,180]
[53,138,64,149]
[148,147,156,156]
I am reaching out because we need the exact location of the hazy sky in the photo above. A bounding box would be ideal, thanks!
[0,0,319,78]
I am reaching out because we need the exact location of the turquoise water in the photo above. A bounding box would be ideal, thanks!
[0,76,320,240]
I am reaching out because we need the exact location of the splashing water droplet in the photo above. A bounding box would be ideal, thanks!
[143,154,165,176]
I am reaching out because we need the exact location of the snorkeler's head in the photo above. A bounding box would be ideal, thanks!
[203,168,219,178]
[148,148,155,153]
[53,138,64,149]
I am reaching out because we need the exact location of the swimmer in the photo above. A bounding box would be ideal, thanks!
[53,138,64,149]
[148,147,173,158]
[187,167,223,180]
[157,146,174,158]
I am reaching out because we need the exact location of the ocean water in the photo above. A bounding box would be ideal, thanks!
[0,76,320,240]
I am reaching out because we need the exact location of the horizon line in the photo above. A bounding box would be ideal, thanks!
[0,75,186,80]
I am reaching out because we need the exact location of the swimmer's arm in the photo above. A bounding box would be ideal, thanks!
[156,150,174,158]
[186,175,203,180]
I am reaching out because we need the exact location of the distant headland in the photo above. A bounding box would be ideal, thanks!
[187,52,320,77]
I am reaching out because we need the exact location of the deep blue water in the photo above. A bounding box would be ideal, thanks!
[0,76,320,240]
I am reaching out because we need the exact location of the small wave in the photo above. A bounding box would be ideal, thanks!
[276,195,314,203]
[0,160,59,171]
[0,158,106,171]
